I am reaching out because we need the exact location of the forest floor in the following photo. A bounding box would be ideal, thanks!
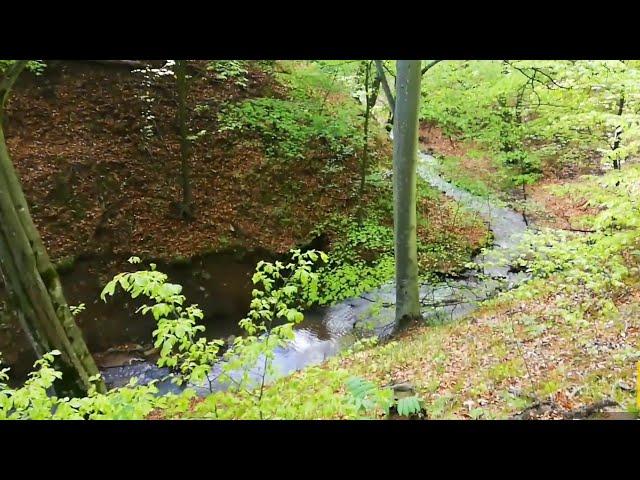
[333,281,640,419]
[319,128,640,419]
[4,61,363,264]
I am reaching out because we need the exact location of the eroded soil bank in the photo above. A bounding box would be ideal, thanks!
[0,60,373,381]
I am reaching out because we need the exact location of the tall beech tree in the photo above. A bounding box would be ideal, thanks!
[0,61,105,395]
[392,60,421,328]
[375,60,441,126]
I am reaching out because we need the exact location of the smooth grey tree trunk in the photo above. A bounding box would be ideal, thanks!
[0,62,105,395]
[392,60,421,329]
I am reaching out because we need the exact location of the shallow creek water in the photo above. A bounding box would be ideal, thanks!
[96,150,531,395]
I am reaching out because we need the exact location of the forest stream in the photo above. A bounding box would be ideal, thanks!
[5,59,640,422]
[85,149,531,395]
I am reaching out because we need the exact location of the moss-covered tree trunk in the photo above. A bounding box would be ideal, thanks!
[0,61,105,395]
[392,60,421,330]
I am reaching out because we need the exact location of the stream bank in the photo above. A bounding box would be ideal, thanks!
[1,247,277,383]
[98,150,531,395]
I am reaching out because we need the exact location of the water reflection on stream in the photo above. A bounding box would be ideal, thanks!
[99,151,531,395]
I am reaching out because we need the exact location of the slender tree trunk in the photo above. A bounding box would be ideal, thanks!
[515,85,525,124]
[613,89,625,170]
[359,62,371,211]
[617,91,625,117]
[175,60,193,219]
[0,62,105,395]
[392,60,421,329]
[359,103,370,213]
[317,71,338,117]
[375,60,396,117]
[358,62,381,223]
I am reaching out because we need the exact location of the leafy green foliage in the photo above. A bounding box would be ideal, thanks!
[345,376,423,418]
[218,97,361,161]
[101,257,224,387]
[173,364,359,420]
[131,60,177,140]
[215,249,327,407]
[346,376,393,414]
[0,60,45,76]
[308,217,395,305]
[348,336,380,353]
[508,165,640,329]
[0,351,161,420]
[1,250,330,419]
[217,61,363,161]
[69,303,86,316]
[421,60,640,182]
[207,60,249,87]
[396,396,423,417]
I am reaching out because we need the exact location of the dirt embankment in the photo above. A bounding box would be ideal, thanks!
[1,60,386,381]
[4,61,373,265]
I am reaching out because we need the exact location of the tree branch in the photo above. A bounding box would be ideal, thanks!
[504,61,569,90]
[85,60,149,68]
[375,60,395,113]
[0,61,28,113]
[421,60,442,76]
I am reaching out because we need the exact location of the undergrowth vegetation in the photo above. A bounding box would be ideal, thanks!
[420,61,640,202]
[299,164,640,419]
[218,61,365,162]
[0,249,423,420]
[306,175,489,305]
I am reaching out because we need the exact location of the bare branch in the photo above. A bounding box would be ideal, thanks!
[505,61,569,90]
[375,60,395,113]
[421,60,442,76]
[85,60,149,68]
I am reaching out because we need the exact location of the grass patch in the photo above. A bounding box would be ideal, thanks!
[438,154,513,201]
